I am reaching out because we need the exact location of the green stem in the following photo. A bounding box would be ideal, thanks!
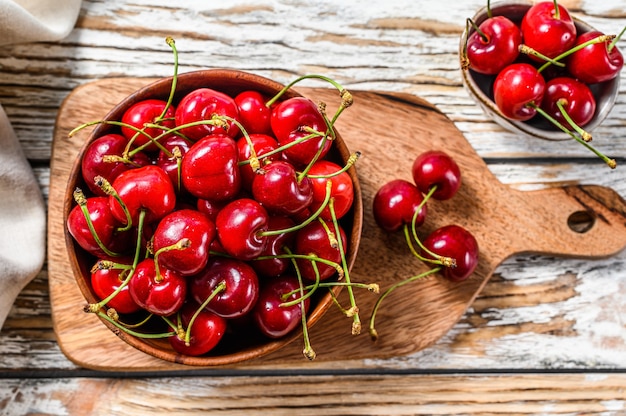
[537,33,615,73]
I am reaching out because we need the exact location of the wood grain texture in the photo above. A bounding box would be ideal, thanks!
[48,78,626,371]
[2,373,626,415]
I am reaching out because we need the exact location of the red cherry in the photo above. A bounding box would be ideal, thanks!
[422,225,479,282]
[466,16,522,75]
[270,97,331,166]
[91,259,141,314]
[129,258,187,316]
[190,257,260,319]
[372,179,427,233]
[306,160,354,220]
[181,134,241,201]
[120,99,176,152]
[175,88,240,140]
[215,198,269,261]
[108,165,177,226]
[541,76,596,129]
[236,133,281,190]
[251,160,313,216]
[493,63,546,121]
[252,274,310,339]
[168,302,227,356]
[521,1,577,60]
[152,209,216,276]
[81,134,149,196]
[294,219,347,281]
[411,150,461,200]
[67,196,130,257]
[567,30,624,84]
[234,90,272,135]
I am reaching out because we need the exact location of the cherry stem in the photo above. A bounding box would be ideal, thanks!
[156,36,178,123]
[73,187,121,258]
[529,103,616,169]
[255,252,344,279]
[329,198,361,336]
[609,26,626,52]
[537,34,616,73]
[304,151,361,180]
[552,0,560,20]
[556,98,592,141]
[295,263,315,360]
[279,247,321,308]
[281,281,379,307]
[368,267,441,342]
[182,280,226,346]
[95,310,172,339]
[265,74,350,109]
[93,175,133,232]
[237,130,326,167]
[486,0,492,19]
[153,237,191,282]
[260,180,333,237]
[518,45,566,69]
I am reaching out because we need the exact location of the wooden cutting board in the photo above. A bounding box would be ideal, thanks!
[48,78,626,372]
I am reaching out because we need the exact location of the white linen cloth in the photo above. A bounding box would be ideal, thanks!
[0,0,81,329]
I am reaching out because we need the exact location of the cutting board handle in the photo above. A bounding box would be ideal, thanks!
[502,184,626,261]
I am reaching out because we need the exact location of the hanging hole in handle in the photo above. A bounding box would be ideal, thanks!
[567,210,596,233]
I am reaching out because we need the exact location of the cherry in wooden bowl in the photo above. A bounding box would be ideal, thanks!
[63,69,363,366]
[460,0,621,141]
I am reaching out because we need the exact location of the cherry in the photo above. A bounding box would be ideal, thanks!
[294,219,347,281]
[252,274,310,339]
[372,179,427,233]
[236,133,281,190]
[190,257,260,319]
[181,133,241,201]
[252,160,313,216]
[567,30,624,84]
[521,1,576,61]
[306,160,354,221]
[120,99,176,152]
[234,90,272,135]
[152,209,216,276]
[411,150,461,201]
[81,134,150,197]
[175,87,240,140]
[493,63,546,121]
[422,225,479,282]
[215,198,269,261]
[129,258,187,316]
[90,259,141,314]
[270,97,331,167]
[108,165,177,226]
[465,15,522,75]
[541,76,596,130]
[168,301,227,356]
[67,195,130,257]
[251,215,296,278]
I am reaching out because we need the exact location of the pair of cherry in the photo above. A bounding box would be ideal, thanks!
[68,38,363,359]
[463,0,623,168]
[370,150,479,339]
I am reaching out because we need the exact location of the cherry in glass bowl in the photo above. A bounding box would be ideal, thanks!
[460,0,620,141]
[63,69,363,366]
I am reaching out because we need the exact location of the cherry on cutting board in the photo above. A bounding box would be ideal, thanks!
[372,179,427,233]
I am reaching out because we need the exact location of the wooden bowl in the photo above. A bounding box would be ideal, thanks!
[63,69,363,366]
[460,0,620,141]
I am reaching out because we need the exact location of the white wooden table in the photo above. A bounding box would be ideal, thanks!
[1,0,626,414]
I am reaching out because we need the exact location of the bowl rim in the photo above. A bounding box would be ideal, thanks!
[63,68,364,366]
[459,0,621,141]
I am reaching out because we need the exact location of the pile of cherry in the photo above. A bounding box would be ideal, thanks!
[462,0,624,168]
[369,150,479,339]
[66,39,366,359]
